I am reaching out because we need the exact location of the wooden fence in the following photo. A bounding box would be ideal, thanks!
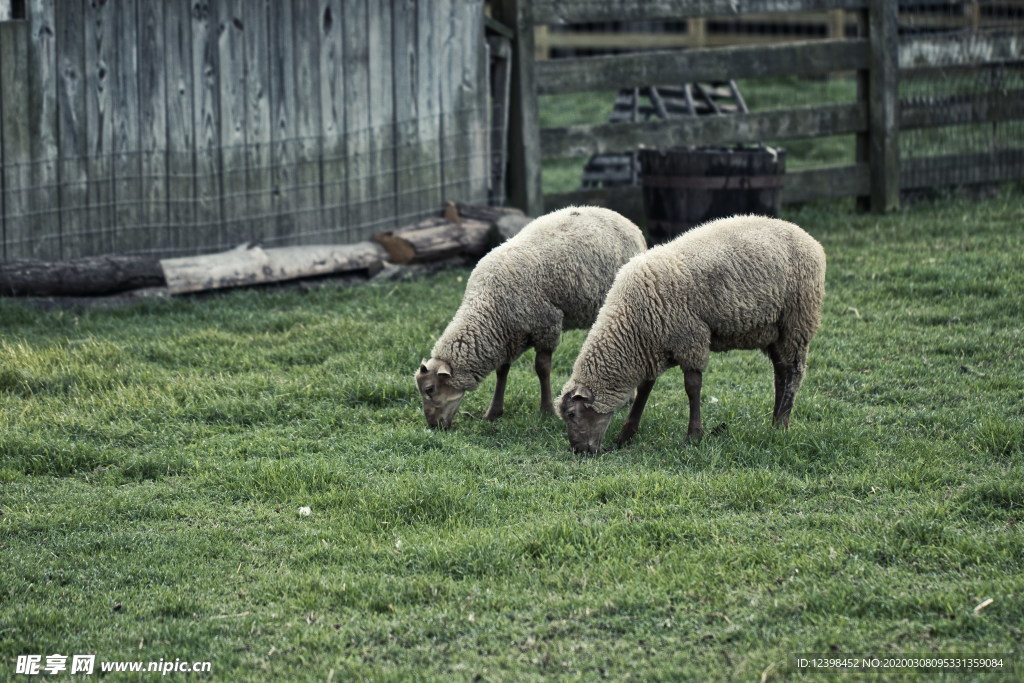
[0,0,489,261]
[532,3,1023,59]
[492,0,1024,219]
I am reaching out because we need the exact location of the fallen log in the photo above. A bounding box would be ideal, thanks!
[160,241,387,295]
[453,202,525,225]
[0,255,165,297]
[372,217,496,264]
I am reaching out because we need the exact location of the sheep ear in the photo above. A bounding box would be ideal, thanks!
[436,361,452,378]
[418,359,429,374]
[571,386,593,402]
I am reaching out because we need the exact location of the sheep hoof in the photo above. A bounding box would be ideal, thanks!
[483,409,503,421]
[540,402,555,414]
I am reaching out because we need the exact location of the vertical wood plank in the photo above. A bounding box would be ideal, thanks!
[491,0,542,216]
[392,0,420,224]
[0,24,4,256]
[439,0,465,204]
[245,0,272,245]
[268,0,297,244]
[487,33,512,205]
[318,0,346,240]
[111,0,141,253]
[828,9,845,40]
[55,0,88,259]
[138,0,167,254]
[164,0,195,255]
[867,0,899,212]
[292,0,323,244]
[414,0,443,218]
[466,0,489,204]
[367,0,394,236]
[28,0,60,258]
[854,7,869,211]
[85,0,114,255]
[343,0,371,238]
[534,25,549,61]
[0,22,31,259]
[218,0,249,246]
[691,17,707,48]
[192,0,222,251]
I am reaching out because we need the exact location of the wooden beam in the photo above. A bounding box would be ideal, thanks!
[866,0,899,212]
[0,21,32,259]
[373,217,496,264]
[537,39,868,94]
[533,0,869,25]
[491,0,543,217]
[0,255,164,296]
[901,150,1024,190]
[541,104,866,159]
[160,242,387,295]
[781,163,869,202]
[28,0,60,258]
[899,30,1024,70]
[901,89,1024,130]
[854,7,869,211]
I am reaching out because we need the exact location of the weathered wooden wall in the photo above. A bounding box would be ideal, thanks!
[0,0,489,260]
[495,0,1024,218]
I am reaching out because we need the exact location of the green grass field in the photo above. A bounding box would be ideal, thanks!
[2,187,1023,680]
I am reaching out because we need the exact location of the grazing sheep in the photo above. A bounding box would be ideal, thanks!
[416,206,647,429]
[558,215,826,454]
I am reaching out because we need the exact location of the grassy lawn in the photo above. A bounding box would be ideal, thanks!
[2,187,1023,680]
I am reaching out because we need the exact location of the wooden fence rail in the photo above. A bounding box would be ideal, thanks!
[494,0,1024,219]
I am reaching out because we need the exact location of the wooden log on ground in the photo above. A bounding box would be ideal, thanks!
[0,255,165,297]
[452,202,525,225]
[373,217,496,264]
[160,241,387,295]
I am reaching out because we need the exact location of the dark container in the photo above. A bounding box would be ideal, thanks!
[639,146,786,244]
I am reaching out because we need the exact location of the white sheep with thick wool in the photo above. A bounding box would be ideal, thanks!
[558,214,826,453]
[417,206,647,429]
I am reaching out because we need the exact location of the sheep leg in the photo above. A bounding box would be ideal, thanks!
[683,368,704,439]
[535,348,555,413]
[615,378,656,447]
[775,360,806,429]
[774,348,806,428]
[767,347,786,424]
[483,363,511,421]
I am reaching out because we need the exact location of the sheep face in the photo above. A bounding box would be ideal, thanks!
[416,358,465,430]
[558,385,614,454]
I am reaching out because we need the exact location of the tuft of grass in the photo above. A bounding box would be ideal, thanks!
[2,187,1023,679]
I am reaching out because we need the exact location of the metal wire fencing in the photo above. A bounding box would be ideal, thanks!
[898,1,1024,191]
[0,116,494,260]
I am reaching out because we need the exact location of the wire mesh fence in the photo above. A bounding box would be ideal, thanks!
[0,0,494,262]
[0,110,495,261]
[535,12,864,198]
[533,1,1024,201]
[898,1,1024,190]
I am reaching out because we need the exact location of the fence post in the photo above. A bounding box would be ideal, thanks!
[491,0,543,217]
[867,0,900,212]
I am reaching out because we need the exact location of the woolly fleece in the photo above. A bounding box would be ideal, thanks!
[560,215,826,414]
[431,206,646,391]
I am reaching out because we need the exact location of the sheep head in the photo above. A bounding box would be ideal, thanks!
[416,358,465,430]
[558,384,614,455]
